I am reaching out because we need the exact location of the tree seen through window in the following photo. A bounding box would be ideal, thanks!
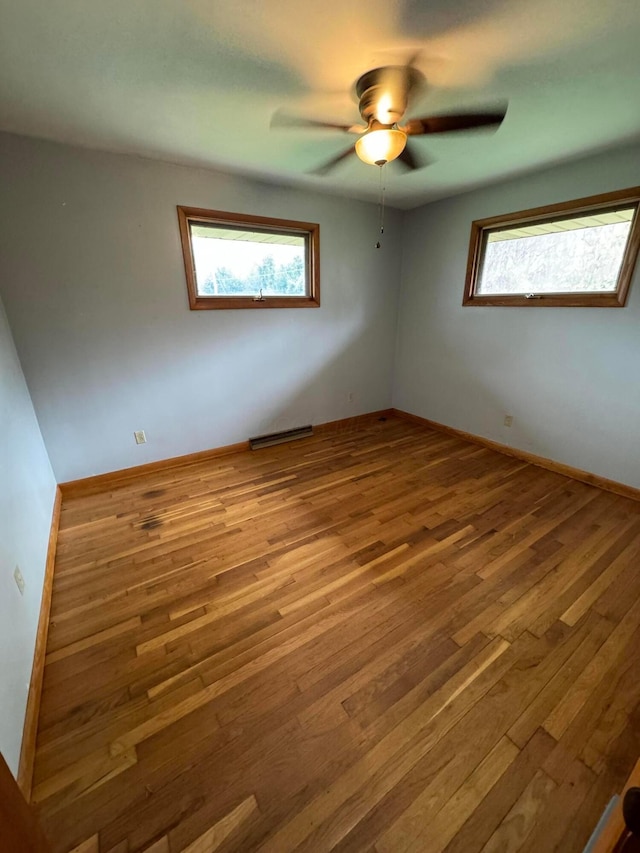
[197,249,305,296]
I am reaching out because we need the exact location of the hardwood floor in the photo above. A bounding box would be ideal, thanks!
[32,417,640,853]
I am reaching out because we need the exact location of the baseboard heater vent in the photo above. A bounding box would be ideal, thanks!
[250,425,313,450]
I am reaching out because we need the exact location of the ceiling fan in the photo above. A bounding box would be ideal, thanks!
[272,61,507,174]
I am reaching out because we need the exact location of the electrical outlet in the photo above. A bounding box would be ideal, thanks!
[504,414,513,427]
[14,566,25,596]
[134,430,147,445]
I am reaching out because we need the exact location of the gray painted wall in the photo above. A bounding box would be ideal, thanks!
[0,133,402,482]
[394,141,640,489]
[0,294,56,775]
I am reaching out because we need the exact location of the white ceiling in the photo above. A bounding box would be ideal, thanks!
[0,0,639,209]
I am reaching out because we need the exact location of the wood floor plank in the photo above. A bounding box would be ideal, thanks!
[507,610,612,749]
[255,637,517,853]
[478,768,557,852]
[178,795,259,853]
[67,836,98,853]
[140,839,169,853]
[442,728,557,853]
[30,418,640,853]
[544,596,640,741]
[517,758,596,852]
[560,528,640,626]
[378,736,520,852]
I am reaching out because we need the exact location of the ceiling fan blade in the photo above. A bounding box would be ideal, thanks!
[395,141,432,171]
[403,109,507,136]
[271,110,365,133]
[309,145,356,176]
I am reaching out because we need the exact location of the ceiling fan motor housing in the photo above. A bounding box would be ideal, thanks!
[355,66,425,126]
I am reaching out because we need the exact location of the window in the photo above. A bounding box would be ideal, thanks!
[463,187,640,307]
[177,206,320,309]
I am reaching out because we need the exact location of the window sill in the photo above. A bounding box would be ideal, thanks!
[462,293,626,308]
[188,295,321,310]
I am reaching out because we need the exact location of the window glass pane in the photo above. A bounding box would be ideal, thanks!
[477,207,635,295]
[189,222,306,297]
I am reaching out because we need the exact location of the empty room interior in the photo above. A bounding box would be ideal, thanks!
[3,1,640,851]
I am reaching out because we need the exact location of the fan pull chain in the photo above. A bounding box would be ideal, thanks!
[375,163,386,249]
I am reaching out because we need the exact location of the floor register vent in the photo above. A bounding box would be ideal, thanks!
[250,424,313,450]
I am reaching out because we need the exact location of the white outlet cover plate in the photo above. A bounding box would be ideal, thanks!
[14,566,25,595]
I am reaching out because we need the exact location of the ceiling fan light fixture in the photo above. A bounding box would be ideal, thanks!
[355,127,407,166]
